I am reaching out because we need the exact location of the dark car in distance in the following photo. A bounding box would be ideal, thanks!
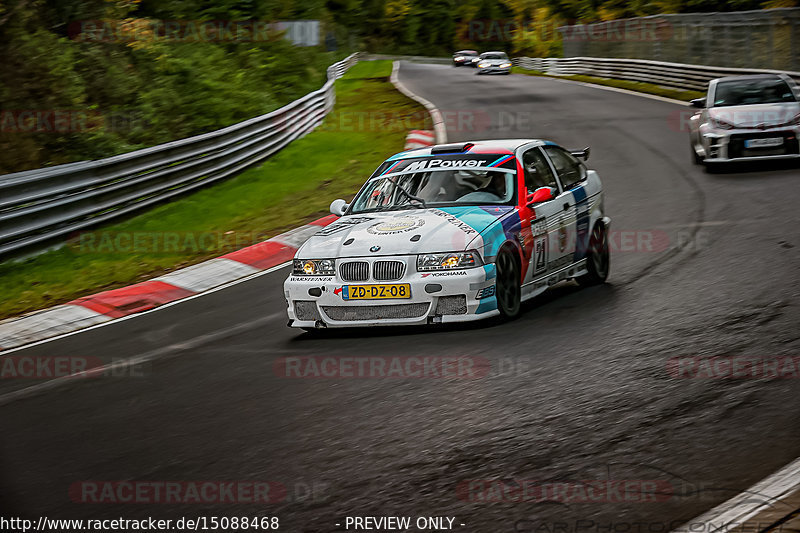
[453,50,479,67]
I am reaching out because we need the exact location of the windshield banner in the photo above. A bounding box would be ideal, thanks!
[373,153,517,179]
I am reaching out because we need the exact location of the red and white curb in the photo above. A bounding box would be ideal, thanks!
[0,215,339,351]
[404,130,435,150]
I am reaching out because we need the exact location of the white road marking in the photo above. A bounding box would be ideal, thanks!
[671,457,800,533]
[0,261,292,356]
[547,76,688,105]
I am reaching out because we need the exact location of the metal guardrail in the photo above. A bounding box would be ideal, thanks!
[0,53,359,259]
[513,56,800,91]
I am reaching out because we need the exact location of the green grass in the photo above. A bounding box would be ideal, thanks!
[510,67,705,102]
[0,60,430,320]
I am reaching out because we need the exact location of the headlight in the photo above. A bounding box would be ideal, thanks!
[417,251,483,271]
[293,259,335,275]
[500,62,511,68]
[710,117,735,130]
[478,62,489,68]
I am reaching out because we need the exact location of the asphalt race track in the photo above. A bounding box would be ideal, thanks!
[1,61,799,532]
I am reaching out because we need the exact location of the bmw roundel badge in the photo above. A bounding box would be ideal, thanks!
[370,245,381,252]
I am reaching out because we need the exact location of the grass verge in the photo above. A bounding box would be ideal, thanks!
[0,60,430,320]
[510,67,705,102]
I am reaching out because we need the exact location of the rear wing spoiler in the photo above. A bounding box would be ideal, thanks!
[570,147,590,161]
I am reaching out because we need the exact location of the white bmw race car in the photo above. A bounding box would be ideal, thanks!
[284,139,610,329]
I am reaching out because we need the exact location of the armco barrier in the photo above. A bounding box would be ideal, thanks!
[513,56,800,91]
[0,53,359,260]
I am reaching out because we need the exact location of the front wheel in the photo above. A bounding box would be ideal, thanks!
[577,223,609,286]
[495,248,521,319]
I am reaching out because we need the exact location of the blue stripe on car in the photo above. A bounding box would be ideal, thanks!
[476,264,497,314]
[572,185,591,261]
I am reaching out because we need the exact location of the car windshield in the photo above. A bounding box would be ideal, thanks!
[712,78,796,107]
[481,53,507,60]
[350,168,516,213]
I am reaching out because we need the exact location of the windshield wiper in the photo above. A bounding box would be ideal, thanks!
[389,178,426,208]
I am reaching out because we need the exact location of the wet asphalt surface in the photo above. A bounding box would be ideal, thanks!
[1,62,799,532]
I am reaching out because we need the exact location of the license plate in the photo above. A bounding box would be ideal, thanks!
[745,137,783,148]
[342,284,411,300]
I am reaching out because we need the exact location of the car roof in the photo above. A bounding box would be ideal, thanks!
[454,50,478,54]
[387,139,550,161]
[480,51,507,55]
[714,74,787,83]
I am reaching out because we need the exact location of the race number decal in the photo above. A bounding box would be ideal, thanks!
[533,236,548,275]
[531,217,548,275]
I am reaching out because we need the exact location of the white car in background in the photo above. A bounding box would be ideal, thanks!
[476,51,512,75]
[689,73,800,170]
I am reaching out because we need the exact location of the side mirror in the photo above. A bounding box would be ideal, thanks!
[690,98,706,108]
[329,199,349,216]
[527,186,555,205]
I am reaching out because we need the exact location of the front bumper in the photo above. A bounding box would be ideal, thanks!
[284,261,499,328]
[699,127,799,163]
[477,66,511,75]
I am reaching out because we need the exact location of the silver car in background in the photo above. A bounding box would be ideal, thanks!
[476,51,512,75]
[689,74,800,170]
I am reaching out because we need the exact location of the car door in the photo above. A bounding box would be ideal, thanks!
[519,146,562,283]
[542,145,589,272]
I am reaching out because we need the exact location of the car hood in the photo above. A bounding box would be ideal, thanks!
[480,59,510,66]
[297,206,515,258]
[708,102,800,128]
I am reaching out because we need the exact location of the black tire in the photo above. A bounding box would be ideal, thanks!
[577,222,609,287]
[495,247,521,319]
